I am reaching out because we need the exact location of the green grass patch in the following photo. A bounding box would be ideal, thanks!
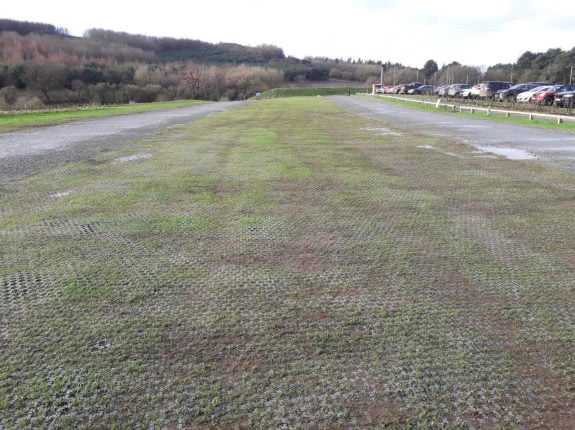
[130,214,219,233]
[240,216,263,227]
[0,99,207,133]
[60,282,114,303]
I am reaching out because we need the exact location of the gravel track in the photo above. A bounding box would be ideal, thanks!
[334,96,575,172]
[0,101,242,181]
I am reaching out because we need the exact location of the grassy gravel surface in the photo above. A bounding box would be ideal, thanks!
[0,100,207,133]
[1,97,575,428]
[363,94,575,131]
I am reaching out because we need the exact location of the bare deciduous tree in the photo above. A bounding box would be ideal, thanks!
[181,64,206,99]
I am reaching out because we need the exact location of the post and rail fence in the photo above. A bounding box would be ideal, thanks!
[368,86,575,124]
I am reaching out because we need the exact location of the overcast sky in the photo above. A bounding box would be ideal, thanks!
[3,0,575,67]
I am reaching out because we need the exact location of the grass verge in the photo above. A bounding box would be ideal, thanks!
[0,99,207,133]
[362,94,575,131]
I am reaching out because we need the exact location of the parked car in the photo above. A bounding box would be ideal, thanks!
[392,84,403,94]
[533,85,575,105]
[375,85,395,94]
[496,82,550,101]
[436,85,451,96]
[516,85,553,103]
[448,84,472,97]
[408,85,434,95]
[479,81,513,99]
[398,82,423,94]
[383,85,396,94]
[461,84,481,99]
[554,90,575,108]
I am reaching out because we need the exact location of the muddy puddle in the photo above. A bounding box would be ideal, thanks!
[537,147,575,152]
[361,127,402,136]
[49,191,72,199]
[475,146,536,160]
[114,153,152,163]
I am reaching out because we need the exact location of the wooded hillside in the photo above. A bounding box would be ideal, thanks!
[1,19,573,109]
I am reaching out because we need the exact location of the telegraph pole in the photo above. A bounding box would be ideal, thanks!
[570,65,573,85]
[380,64,384,87]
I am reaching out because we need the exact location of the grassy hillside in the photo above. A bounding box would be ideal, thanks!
[1,21,373,107]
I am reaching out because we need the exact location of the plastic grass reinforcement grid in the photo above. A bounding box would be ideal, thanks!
[1,97,575,428]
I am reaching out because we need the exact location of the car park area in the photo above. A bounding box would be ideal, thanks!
[373,80,575,117]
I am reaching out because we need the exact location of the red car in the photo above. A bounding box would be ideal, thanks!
[533,85,574,105]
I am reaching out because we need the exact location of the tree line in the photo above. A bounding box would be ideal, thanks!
[370,48,574,89]
[85,29,286,64]
[0,19,68,37]
[485,48,575,84]
[0,61,286,109]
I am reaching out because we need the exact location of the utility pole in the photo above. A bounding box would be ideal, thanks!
[510,64,514,83]
[570,65,573,85]
[416,69,419,82]
[393,67,396,86]
[380,64,384,87]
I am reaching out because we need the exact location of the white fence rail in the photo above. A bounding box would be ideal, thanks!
[368,94,575,124]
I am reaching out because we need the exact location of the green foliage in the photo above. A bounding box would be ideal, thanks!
[423,59,438,79]
[281,63,330,82]
[85,29,286,64]
[487,47,575,84]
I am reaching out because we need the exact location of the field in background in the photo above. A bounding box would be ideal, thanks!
[262,86,369,98]
[280,79,366,88]
[1,98,575,428]
[0,100,206,133]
